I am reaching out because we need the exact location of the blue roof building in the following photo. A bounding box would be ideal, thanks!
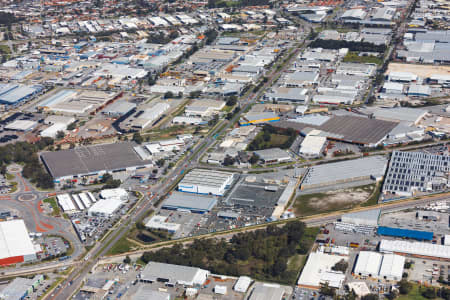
[377,226,433,241]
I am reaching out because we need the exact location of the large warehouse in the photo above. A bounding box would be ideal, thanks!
[382,150,450,197]
[0,220,37,266]
[140,262,210,286]
[354,251,405,281]
[301,156,388,190]
[178,169,234,196]
[40,142,152,181]
[162,192,217,213]
[0,84,43,106]
[379,239,450,261]
[298,252,347,289]
[377,226,433,241]
[275,115,398,147]
[341,209,381,226]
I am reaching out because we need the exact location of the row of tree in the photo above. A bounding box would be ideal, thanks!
[310,39,387,53]
[141,221,314,284]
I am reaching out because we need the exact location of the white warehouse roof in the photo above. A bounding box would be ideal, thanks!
[354,251,405,280]
[0,220,36,261]
[234,276,252,293]
[299,135,327,156]
[88,198,123,216]
[141,262,210,286]
[380,239,450,260]
[354,251,382,277]
[378,253,405,280]
[298,252,347,288]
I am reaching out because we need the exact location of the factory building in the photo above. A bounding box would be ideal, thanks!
[0,84,43,106]
[162,192,217,214]
[0,275,43,300]
[178,169,234,196]
[354,251,405,281]
[40,142,152,181]
[0,220,37,266]
[298,252,348,289]
[298,133,327,158]
[377,226,433,241]
[4,120,37,132]
[382,151,450,197]
[341,209,380,227]
[239,112,280,126]
[301,156,387,190]
[379,239,450,261]
[122,102,170,130]
[88,198,123,217]
[248,283,287,300]
[254,148,292,165]
[140,262,210,286]
[145,215,180,233]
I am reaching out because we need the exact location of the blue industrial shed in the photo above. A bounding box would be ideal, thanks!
[377,226,433,241]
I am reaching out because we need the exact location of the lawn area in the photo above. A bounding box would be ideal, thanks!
[107,235,139,255]
[5,173,14,180]
[9,181,17,193]
[248,132,290,150]
[287,254,306,272]
[222,105,234,113]
[43,197,60,216]
[294,184,377,216]
[343,52,383,65]
[397,284,445,300]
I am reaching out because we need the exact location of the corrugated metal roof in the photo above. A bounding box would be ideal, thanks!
[377,226,433,241]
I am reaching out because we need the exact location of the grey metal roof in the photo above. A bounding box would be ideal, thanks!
[370,107,427,124]
[179,169,233,188]
[249,283,285,300]
[276,115,397,145]
[141,262,205,285]
[0,277,34,300]
[132,286,170,300]
[342,209,381,223]
[254,148,291,161]
[102,100,136,115]
[302,156,388,187]
[163,192,217,211]
[40,142,152,179]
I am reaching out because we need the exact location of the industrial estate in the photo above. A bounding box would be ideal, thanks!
[0,0,449,299]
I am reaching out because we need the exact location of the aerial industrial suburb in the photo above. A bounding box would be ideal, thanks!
[0,0,449,299]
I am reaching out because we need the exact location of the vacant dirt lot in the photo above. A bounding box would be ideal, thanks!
[294,185,374,216]
[386,63,450,77]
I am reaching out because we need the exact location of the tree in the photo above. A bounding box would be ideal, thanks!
[156,159,165,167]
[332,259,348,273]
[249,153,259,164]
[223,155,235,166]
[404,261,412,269]
[422,287,437,299]
[189,91,201,98]
[320,283,335,297]
[164,91,174,99]
[100,173,113,183]
[168,162,175,169]
[123,255,131,264]
[56,130,65,140]
[132,132,143,144]
[385,291,398,300]
[226,96,237,106]
[361,294,379,300]
[398,280,412,295]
